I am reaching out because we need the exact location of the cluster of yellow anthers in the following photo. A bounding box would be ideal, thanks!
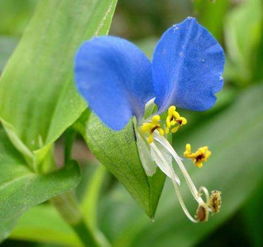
[140,106,187,144]
[165,105,187,134]
[184,144,211,168]
[140,105,212,168]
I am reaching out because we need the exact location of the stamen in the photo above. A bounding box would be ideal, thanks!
[150,142,198,223]
[150,140,217,223]
[184,144,211,168]
[150,142,180,185]
[138,107,221,223]
[140,115,165,143]
[154,133,203,204]
[199,186,210,202]
[172,177,199,223]
[165,106,187,134]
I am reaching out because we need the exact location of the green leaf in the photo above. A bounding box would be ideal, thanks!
[193,0,229,40]
[241,182,263,247]
[10,165,107,247]
[82,112,165,218]
[0,0,117,170]
[225,0,262,85]
[0,37,17,72]
[10,205,81,247]
[0,129,80,241]
[0,0,38,36]
[96,84,263,247]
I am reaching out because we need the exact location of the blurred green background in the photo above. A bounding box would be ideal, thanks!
[0,0,263,246]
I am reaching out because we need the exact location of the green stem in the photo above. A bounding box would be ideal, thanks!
[64,128,76,164]
[51,192,101,247]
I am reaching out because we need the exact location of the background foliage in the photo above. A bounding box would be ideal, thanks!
[0,0,263,246]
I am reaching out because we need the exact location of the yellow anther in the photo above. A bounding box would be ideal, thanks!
[140,123,151,132]
[147,135,154,144]
[152,115,160,123]
[184,144,211,168]
[171,125,179,133]
[166,105,187,134]
[168,105,176,114]
[177,116,187,125]
[140,114,164,143]
[185,143,192,154]
[158,128,165,136]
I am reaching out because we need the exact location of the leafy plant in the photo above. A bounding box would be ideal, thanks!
[1,0,263,246]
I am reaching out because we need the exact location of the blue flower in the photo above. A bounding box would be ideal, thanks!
[74,17,224,223]
[74,17,224,131]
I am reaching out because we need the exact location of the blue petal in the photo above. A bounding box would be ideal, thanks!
[74,36,153,130]
[152,17,225,112]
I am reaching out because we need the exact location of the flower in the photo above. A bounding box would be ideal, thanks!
[74,17,224,222]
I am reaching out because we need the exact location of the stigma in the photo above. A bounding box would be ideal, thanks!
[138,105,221,223]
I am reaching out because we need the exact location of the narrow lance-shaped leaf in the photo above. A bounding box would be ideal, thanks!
[0,0,117,241]
[0,129,80,241]
[0,0,117,170]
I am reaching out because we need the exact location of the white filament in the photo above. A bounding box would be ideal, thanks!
[150,142,180,185]
[153,133,204,205]
[199,186,210,204]
[171,176,198,223]
[150,142,198,223]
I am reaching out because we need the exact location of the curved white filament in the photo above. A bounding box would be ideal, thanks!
[153,133,204,205]
[150,142,198,223]
[150,142,180,185]
[199,186,210,204]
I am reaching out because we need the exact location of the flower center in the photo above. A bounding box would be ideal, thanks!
[138,105,221,223]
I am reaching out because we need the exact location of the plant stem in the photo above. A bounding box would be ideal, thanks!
[64,128,76,164]
[51,192,101,247]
